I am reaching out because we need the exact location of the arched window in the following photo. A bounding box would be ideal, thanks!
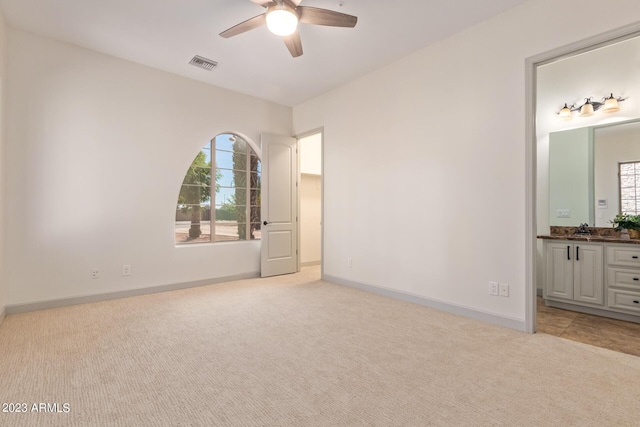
[175,133,261,244]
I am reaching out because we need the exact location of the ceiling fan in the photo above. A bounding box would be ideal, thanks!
[219,0,358,58]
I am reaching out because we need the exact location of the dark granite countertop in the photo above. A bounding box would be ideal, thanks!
[537,225,640,244]
[537,234,640,244]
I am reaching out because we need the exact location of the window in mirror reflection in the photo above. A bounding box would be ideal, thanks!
[619,161,640,215]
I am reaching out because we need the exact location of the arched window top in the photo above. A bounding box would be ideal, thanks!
[175,133,261,244]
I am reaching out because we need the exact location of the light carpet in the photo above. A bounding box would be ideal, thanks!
[1,266,639,426]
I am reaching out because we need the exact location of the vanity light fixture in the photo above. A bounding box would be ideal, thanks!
[603,93,621,113]
[558,103,573,120]
[557,93,627,120]
[579,97,595,117]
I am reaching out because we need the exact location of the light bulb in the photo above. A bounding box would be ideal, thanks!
[266,8,298,37]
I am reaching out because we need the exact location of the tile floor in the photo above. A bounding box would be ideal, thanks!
[537,296,640,357]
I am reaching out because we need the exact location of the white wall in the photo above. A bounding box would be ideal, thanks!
[0,8,7,319]
[5,29,292,306]
[293,0,640,325]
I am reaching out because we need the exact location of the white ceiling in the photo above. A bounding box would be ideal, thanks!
[0,0,527,106]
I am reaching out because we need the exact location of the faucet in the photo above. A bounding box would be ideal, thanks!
[575,223,591,235]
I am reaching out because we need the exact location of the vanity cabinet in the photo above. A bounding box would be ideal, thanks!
[545,242,604,305]
[606,246,640,314]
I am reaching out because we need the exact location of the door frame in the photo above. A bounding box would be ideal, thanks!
[295,127,324,276]
[525,22,640,333]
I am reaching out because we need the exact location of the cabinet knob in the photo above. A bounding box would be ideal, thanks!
[634,300,639,304]
[633,256,639,259]
[634,278,639,281]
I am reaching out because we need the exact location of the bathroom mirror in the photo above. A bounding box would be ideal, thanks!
[549,118,640,227]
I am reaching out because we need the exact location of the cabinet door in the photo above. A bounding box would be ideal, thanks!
[546,242,573,300]
[573,244,604,305]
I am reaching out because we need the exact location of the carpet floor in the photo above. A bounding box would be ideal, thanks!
[1,266,639,426]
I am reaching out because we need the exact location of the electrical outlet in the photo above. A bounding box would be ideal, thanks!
[489,281,499,296]
[347,257,353,268]
[556,209,571,218]
[499,283,509,297]
[91,268,100,279]
[122,264,131,276]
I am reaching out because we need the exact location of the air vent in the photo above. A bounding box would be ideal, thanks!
[189,55,218,71]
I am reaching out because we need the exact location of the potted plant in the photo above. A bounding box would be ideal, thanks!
[610,213,640,239]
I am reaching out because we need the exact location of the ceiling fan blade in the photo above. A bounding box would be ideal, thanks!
[219,14,266,38]
[298,6,358,28]
[250,0,275,7]
[283,30,303,58]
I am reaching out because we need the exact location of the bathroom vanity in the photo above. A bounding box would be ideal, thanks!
[539,229,640,323]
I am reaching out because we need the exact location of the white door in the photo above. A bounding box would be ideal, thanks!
[261,133,297,277]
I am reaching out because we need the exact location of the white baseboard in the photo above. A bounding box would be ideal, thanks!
[5,272,260,315]
[301,261,321,267]
[323,274,526,332]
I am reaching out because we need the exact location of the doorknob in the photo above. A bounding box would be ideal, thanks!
[263,221,269,226]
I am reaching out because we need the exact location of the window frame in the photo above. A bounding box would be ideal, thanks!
[618,160,640,215]
[175,133,261,245]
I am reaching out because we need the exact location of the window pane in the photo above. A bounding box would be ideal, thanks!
[250,206,260,224]
[231,170,247,188]
[181,166,211,186]
[215,150,234,170]
[175,205,211,244]
[621,175,635,187]
[216,168,238,188]
[214,135,234,152]
[621,163,634,174]
[235,188,247,205]
[250,189,261,206]
[215,205,245,221]
[249,155,261,174]
[250,223,262,240]
[620,161,640,215]
[214,221,241,242]
[216,187,237,205]
[216,150,247,171]
[200,146,211,163]
[178,184,211,205]
[215,135,247,153]
[232,139,247,153]
[249,172,260,189]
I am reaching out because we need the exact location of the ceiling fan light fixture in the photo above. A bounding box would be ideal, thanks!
[266,7,298,37]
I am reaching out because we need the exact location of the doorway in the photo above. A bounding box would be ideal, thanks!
[298,131,323,271]
[527,23,640,356]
